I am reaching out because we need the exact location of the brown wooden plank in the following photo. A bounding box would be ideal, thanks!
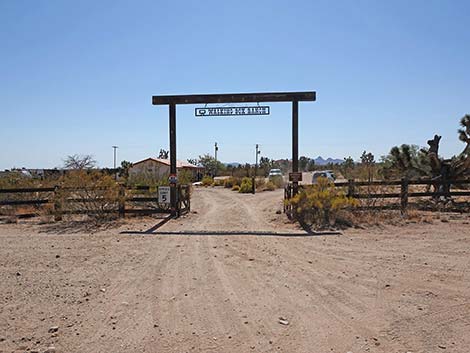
[152,91,316,105]
[126,197,160,202]
[353,193,401,199]
[0,187,55,193]
[0,199,50,206]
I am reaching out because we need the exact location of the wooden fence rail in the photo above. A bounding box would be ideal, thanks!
[285,178,470,215]
[0,184,191,220]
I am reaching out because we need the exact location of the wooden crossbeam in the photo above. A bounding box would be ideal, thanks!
[152,91,316,105]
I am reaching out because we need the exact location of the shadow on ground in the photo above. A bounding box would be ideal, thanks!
[120,217,341,237]
[37,219,125,235]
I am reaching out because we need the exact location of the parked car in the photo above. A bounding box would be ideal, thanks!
[312,170,336,184]
[268,169,283,179]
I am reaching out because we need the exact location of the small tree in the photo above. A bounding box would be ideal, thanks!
[360,151,375,182]
[307,159,316,171]
[423,115,470,197]
[198,154,225,176]
[380,145,430,179]
[299,156,310,172]
[63,154,97,170]
[118,160,133,180]
[341,156,355,179]
[259,157,274,176]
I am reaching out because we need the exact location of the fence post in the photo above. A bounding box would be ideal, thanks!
[118,185,125,218]
[177,185,182,217]
[186,186,191,212]
[347,179,355,198]
[400,177,409,215]
[53,186,62,222]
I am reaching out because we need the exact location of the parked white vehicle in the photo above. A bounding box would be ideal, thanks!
[268,169,283,178]
[312,170,336,184]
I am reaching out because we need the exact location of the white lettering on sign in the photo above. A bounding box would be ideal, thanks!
[158,186,171,204]
[195,106,270,117]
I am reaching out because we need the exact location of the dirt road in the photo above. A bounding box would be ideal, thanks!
[1,187,470,353]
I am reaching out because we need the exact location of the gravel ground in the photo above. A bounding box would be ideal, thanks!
[1,187,470,353]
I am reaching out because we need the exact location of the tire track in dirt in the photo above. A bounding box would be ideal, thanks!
[213,236,393,353]
[72,237,175,353]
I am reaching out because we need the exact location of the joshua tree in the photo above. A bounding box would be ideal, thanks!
[360,151,375,182]
[381,145,430,179]
[426,115,470,197]
[158,149,169,159]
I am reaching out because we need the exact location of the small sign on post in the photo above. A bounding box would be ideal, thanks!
[168,174,178,185]
[158,186,171,204]
[289,172,303,182]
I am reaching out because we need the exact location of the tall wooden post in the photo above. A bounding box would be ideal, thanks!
[118,184,125,218]
[53,186,62,222]
[169,103,177,217]
[292,101,299,196]
[400,177,409,215]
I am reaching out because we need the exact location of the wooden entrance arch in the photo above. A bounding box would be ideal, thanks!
[152,91,316,217]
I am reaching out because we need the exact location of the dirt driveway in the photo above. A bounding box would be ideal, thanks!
[1,187,470,353]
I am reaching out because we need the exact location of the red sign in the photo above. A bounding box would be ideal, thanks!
[168,174,178,184]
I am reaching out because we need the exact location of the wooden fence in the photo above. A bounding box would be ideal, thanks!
[0,184,191,220]
[284,178,470,214]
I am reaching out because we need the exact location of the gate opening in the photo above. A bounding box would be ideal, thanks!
[152,91,316,217]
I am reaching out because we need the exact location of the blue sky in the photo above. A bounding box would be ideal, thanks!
[1,0,469,169]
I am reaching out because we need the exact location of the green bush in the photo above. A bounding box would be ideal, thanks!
[224,177,241,188]
[238,177,253,193]
[269,175,284,188]
[56,170,121,221]
[178,169,193,185]
[201,175,213,187]
[264,181,276,191]
[255,177,266,188]
[213,178,224,187]
[287,177,358,228]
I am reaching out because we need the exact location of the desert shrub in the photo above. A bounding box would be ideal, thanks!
[287,177,358,228]
[0,172,58,217]
[255,177,265,188]
[55,170,121,221]
[213,178,224,187]
[224,177,241,188]
[269,175,284,189]
[178,169,193,185]
[238,177,253,193]
[201,175,213,187]
[232,185,240,191]
[264,181,276,191]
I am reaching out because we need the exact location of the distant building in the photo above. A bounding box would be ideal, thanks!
[129,158,202,182]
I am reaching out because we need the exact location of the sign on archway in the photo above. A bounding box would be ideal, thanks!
[152,91,316,217]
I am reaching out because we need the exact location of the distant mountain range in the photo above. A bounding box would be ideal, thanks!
[313,156,343,165]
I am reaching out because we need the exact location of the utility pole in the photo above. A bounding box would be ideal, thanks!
[214,142,218,177]
[112,146,118,180]
[253,144,261,194]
